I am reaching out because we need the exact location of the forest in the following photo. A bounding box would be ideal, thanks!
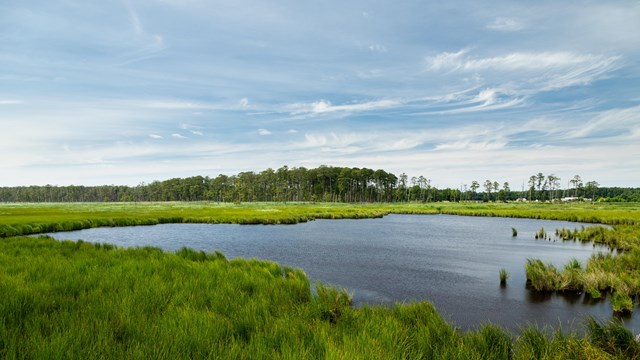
[1,165,638,203]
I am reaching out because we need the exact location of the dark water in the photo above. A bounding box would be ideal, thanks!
[46,214,638,332]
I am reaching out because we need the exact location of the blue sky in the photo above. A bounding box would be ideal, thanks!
[1,0,639,188]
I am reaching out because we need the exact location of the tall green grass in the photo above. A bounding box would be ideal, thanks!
[525,253,640,313]
[0,236,627,359]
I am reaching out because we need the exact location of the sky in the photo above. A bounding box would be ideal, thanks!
[1,0,639,188]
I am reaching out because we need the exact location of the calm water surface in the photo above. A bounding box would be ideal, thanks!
[47,214,637,332]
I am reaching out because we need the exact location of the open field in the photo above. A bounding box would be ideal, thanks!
[1,201,640,358]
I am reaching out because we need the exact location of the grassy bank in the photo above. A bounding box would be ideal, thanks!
[0,201,638,237]
[1,235,636,359]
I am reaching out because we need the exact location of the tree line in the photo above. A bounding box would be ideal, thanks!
[0,166,638,203]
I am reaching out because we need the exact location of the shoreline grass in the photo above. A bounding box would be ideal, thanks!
[1,235,637,359]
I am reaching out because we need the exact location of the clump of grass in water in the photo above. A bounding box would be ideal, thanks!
[582,271,607,299]
[499,268,509,286]
[525,259,560,291]
[611,292,634,314]
[511,227,518,237]
[535,227,555,241]
[558,258,582,292]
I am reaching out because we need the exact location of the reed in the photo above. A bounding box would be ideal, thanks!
[534,227,548,240]
[499,268,509,286]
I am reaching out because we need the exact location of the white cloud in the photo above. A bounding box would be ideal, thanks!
[302,133,327,147]
[0,100,22,105]
[258,128,272,136]
[475,88,498,106]
[425,50,620,95]
[285,98,401,115]
[427,50,618,73]
[132,100,218,110]
[434,140,507,151]
[239,97,249,107]
[149,134,163,139]
[369,44,387,53]
[382,138,424,151]
[180,123,204,135]
[410,88,526,115]
[426,49,468,72]
[287,129,298,133]
[486,18,526,32]
[172,133,186,139]
[566,105,640,140]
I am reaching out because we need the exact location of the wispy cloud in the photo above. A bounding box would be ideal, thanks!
[180,124,204,136]
[126,100,219,110]
[434,140,507,151]
[149,134,163,139]
[565,105,640,140]
[486,18,526,32]
[0,100,23,105]
[284,99,401,115]
[425,50,620,99]
[426,50,618,75]
[171,133,186,139]
[369,44,388,53]
[122,0,143,36]
[258,128,272,136]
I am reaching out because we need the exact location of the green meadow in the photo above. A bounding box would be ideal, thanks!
[1,201,640,358]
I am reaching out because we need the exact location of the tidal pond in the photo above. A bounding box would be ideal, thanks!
[47,214,637,332]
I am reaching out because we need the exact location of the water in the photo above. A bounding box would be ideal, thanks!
[45,214,637,332]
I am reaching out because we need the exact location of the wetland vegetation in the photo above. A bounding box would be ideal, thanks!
[1,201,640,358]
[1,234,638,359]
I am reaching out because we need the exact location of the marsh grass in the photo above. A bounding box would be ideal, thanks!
[511,227,518,237]
[499,268,509,286]
[0,235,628,359]
[0,202,640,352]
[586,317,640,358]
[611,292,634,314]
[534,227,548,240]
[525,259,560,291]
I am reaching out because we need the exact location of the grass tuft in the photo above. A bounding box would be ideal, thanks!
[499,268,509,286]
